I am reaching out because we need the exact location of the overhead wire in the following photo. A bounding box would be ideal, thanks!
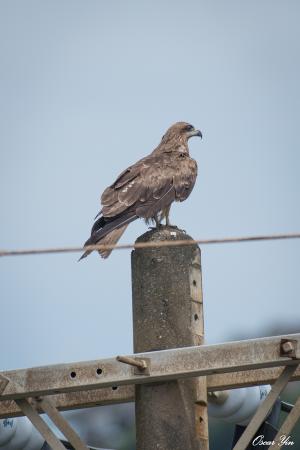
[0,232,299,258]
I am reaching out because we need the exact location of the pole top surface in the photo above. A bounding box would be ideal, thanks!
[135,226,195,244]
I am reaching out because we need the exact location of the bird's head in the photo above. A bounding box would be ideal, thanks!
[161,122,202,144]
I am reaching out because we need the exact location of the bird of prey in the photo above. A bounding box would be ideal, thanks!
[79,121,202,260]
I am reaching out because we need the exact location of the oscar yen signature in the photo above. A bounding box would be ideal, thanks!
[253,435,294,446]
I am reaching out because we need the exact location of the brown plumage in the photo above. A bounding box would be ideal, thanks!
[79,122,202,260]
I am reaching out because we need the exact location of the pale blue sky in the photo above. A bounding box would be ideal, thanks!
[1,0,299,371]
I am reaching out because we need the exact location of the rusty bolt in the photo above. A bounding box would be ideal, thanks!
[116,355,147,370]
[280,339,298,359]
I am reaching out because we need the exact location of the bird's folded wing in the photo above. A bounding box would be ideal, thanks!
[100,156,176,219]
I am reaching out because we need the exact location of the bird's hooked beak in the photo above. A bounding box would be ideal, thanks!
[187,128,202,139]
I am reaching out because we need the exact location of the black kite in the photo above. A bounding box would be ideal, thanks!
[80,122,202,259]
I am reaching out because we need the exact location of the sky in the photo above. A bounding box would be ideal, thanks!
[1,0,300,378]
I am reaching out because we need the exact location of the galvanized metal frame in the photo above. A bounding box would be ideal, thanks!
[1,365,300,419]
[1,334,300,450]
[1,334,299,401]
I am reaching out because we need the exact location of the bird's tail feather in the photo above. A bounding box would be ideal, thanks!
[97,224,128,258]
[78,212,137,261]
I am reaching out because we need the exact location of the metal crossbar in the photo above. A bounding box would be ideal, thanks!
[0,334,299,402]
[1,366,300,420]
[1,334,299,450]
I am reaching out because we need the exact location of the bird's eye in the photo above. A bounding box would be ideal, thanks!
[185,124,194,132]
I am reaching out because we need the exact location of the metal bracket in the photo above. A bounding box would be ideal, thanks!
[34,396,89,450]
[15,398,66,450]
[233,364,299,450]
[6,375,88,450]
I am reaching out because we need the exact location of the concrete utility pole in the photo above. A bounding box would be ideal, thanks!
[132,227,209,450]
